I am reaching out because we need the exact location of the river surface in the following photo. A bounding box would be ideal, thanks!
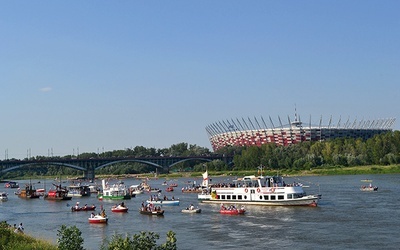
[1,174,399,250]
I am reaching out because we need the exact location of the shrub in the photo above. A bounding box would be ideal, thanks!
[57,225,84,250]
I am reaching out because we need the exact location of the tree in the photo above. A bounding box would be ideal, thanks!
[101,231,177,250]
[57,225,84,250]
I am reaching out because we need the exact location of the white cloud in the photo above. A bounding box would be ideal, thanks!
[40,87,52,92]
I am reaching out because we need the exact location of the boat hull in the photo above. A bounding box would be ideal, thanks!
[111,206,128,213]
[197,194,211,200]
[45,196,72,201]
[88,216,108,223]
[360,187,378,191]
[98,194,131,200]
[139,210,164,216]
[220,209,245,215]
[181,208,201,213]
[72,206,96,212]
[146,200,180,206]
[202,197,319,206]
[202,185,320,206]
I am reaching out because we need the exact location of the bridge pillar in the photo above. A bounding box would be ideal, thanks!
[163,165,169,174]
[84,163,96,181]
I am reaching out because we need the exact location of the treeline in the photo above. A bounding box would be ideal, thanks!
[3,143,214,178]
[4,131,400,178]
[227,131,400,171]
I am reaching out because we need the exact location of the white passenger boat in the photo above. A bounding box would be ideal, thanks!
[202,173,320,206]
[67,184,91,197]
[197,190,211,201]
[98,180,131,200]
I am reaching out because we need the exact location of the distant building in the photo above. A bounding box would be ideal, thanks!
[206,113,396,151]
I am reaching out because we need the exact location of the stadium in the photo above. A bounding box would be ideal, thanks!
[206,113,396,151]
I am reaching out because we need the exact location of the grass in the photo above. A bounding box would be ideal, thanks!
[0,223,57,250]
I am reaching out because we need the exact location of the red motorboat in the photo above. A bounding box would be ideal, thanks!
[88,215,108,224]
[220,205,245,215]
[166,187,174,192]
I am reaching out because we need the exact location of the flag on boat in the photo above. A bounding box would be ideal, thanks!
[202,171,209,187]
[202,170,208,181]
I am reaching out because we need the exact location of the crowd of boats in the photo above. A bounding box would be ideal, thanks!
[1,168,380,224]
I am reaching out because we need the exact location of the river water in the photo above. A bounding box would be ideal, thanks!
[1,174,399,250]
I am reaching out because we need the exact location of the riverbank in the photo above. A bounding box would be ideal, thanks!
[5,164,400,182]
[94,164,400,180]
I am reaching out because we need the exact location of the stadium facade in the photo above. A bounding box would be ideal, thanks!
[206,114,396,151]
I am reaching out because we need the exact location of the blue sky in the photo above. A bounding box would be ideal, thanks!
[1,1,399,159]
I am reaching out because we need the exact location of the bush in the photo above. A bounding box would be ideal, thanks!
[101,230,176,250]
[57,225,84,250]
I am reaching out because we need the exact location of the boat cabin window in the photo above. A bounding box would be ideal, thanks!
[287,194,293,199]
[232,195,237,200]
[263,195,269,200]
[238,195,243,200]
[270,195,276,200]
[278,195,284,200]
[227,195,231,200]
[293,193,304,199]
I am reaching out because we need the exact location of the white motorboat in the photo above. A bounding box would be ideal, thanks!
[0,192,8,201]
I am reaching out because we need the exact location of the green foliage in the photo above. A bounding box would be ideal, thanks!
[4,131,400,178]
[101,231,176,250]
[57,225,84,250]
[233,131,400,170]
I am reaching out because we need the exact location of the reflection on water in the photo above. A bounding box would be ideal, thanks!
[1,174,400,249]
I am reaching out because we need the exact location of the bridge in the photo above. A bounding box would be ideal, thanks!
[0,155,233,180]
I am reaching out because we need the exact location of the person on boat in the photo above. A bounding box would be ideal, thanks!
[91,212,95,218]
[101,209,106,218]
[120,202,125,207]
[16,223,24,234]
[84,204,87,209]
[189,204,195,210]
[75,202,80,210]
